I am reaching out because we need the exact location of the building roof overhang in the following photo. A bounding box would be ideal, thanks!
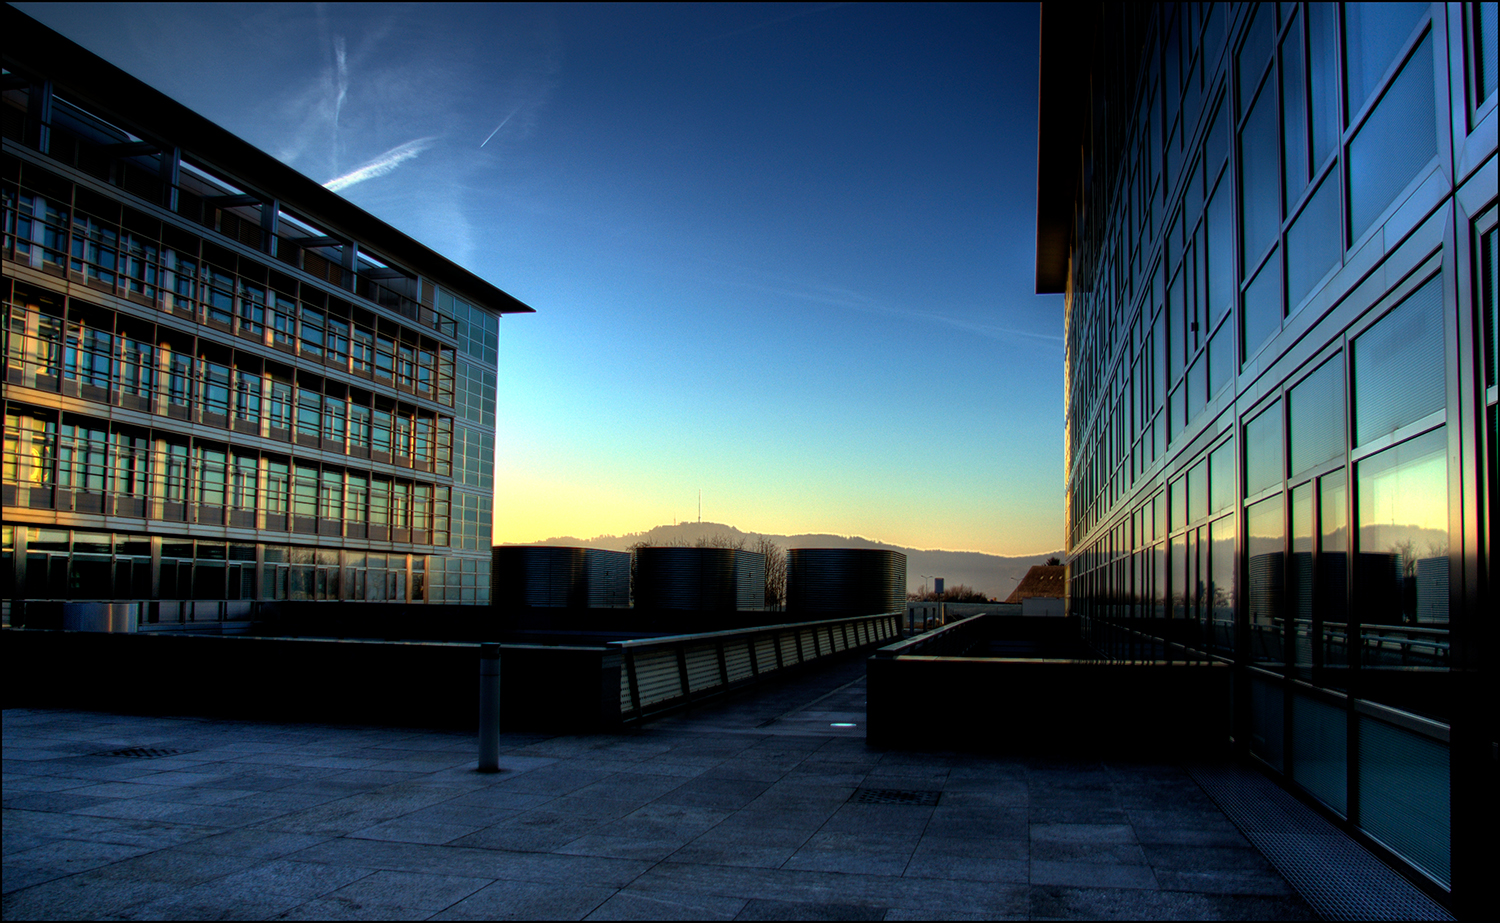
[2,5,534,317]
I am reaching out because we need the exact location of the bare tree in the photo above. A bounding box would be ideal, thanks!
[754,536,787,610]
[696,533,746,550]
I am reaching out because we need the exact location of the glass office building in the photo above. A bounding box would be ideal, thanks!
[1037,3,1494,912]
[1,9,533,632]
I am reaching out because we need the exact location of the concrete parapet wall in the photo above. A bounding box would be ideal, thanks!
[867,654,1231,755]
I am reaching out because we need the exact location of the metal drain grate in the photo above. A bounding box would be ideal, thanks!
[851,788,941,806]
[96,747,195,760]
[1189,764,1452,921]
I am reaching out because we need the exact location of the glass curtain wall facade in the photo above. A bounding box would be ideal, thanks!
[1,10,531,629]
[1037,3,1494,913]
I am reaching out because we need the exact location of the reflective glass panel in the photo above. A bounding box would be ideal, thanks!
[1290,355,1345,474]
[1210,439,1235,513]
[1243,252,1281,360]
[1209,515,1235,655]
[1245,400,1284,495]
[1290,483,1315,674]
[1355,428,1448,631]
[1286,174,1342,310]
[1353,275,1444,445]
[1240,83,1281,269]
[1343,2,1429,116]
[1247,494,1285,666]
[1319,469,1349,681]
[1347,33,1436,239]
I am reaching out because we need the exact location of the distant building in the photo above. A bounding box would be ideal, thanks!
[1037,2,1493,912]
[1001,565,1065,605]
[2,8,534,632]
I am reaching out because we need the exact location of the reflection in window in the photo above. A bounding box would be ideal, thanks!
[1209,515,1235,655]
[1353,275,1444,445]
[1290,483,1314,675]
[1356,428,1448,629]
[1247,495,1285,666]
[1319,469,1349,680]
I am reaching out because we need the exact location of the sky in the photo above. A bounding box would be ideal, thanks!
[19,2,1066,557]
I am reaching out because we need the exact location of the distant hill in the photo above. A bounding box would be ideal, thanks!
[510,522,1063,601]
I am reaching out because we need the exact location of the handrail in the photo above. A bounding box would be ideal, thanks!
[871,617,971,658]
[607,612,900,649]
[607,610,902,722]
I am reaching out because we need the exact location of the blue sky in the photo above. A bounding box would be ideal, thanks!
[21,2,1065,556]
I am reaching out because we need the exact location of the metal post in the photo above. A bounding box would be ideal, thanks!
[477,642,500,772]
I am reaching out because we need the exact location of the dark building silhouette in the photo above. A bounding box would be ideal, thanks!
[2,8,534,632]
[1037,3,1494,912]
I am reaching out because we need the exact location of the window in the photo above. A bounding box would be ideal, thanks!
[1290,355,1345,473]
[327,317,349,367]
[1245,400,1284,496]
[323,394,346,449]
[231,453,257,513]
[202,361,230,418]
[234,370,261,426]
[167,349,194,412]
[271,293,296,348]
[296,387,321,437]
[196,445,227,511]
[265,459,289,518]
[349,402,372,453]
[237,278,265,336]
[1286,175,1342,310]
[299,307,324,359]
[1246,494,1285,666]
[1347,32,1436,239]
[352,325,374,374]
[203,263,234,326]
[1353,276,1445,445]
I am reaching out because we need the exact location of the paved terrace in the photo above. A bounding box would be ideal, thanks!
[3,654,1316,921]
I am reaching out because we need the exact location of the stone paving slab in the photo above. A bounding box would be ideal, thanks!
[3,654,1319,920]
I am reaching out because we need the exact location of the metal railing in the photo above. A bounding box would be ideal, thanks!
[610,612,901,721]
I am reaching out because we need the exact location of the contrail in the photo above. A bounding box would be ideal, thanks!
[323,137,437,192]
[331,36,348,171]
[480,106,522,148]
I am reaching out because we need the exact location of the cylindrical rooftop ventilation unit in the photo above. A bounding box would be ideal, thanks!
[786,548,907,615]
[492,546,629,608]
[634,547,765,611]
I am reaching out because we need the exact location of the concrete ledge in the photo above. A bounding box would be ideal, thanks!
[0,629,622,731]
[867,654,1231,755]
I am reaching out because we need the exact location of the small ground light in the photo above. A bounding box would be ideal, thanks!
[831,722,856,727]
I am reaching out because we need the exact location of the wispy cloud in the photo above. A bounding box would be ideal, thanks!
[688,256,1061,346]
[323,136,438,192]
[331,35,348,171]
